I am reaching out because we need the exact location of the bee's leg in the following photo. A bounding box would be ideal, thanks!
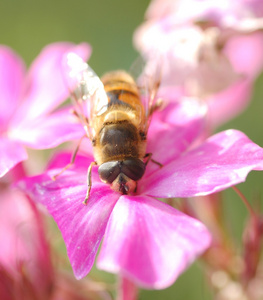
[144,153,163,168]
[144,153,152,166]
[70,109,89,123]
[70,108,80,118]
[71,109,90,137]
[52,134,87,180]
[83,161,97,205]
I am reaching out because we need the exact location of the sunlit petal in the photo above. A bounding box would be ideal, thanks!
[98,195,211,289]
[11,42,91,124]
[18,167,120,279]
[141,130,263,197]
[0,138,27,177]
[10,107,85,149]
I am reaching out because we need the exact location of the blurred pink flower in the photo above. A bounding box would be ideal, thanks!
[0,187,54,300]
[134,0,263,128]
[0,187,111,300]
[0,162,112,300]
[0,42,91,178]
[145,0,263,28]
[18,99,263,289]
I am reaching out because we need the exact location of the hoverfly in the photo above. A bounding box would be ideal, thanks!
[56,53,161,204]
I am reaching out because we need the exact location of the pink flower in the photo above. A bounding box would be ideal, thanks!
[0,42,91,178]
[18,99,263,289]
[145,0,263,29]
[134,0,263,128]
[0,185,111,300]
[0,187,54,299]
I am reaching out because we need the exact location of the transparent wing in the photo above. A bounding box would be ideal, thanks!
[130,55,162,133]
[62,52,108,139]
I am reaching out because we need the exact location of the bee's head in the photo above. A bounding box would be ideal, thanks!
[98,158,145,195]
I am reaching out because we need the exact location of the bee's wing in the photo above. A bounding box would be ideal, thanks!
[130,55,161,133]
[63,52,108,139]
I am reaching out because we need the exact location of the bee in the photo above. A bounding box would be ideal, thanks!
[57,53,161,204]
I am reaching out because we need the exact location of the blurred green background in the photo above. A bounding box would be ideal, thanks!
[0,0,149,73]
[2,0,263,299]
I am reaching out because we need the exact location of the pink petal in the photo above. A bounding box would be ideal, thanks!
[225,32,263,78]
[97,195,211,289]
[146,99,206,175]
[141,130,263,198]
[11,42,91,125]
[18,166,120,279]
[0,138,27,177]
[46,151,92,170]
[145,0,176,19]
[0,46,25,130]
[10,107,85,149]
[207,79,252,129]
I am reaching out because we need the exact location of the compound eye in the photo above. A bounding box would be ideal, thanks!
[122,158,145,181]
[98,161,121,183]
